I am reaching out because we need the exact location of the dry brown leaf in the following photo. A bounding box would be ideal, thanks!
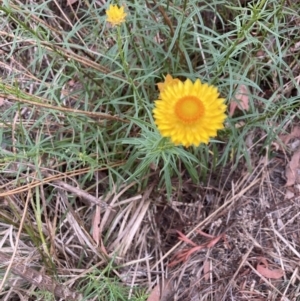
[161,278,174,301]
[0,97,5,107]
[203,259,211,281]
[256,257,284,279]
[229,84,250,116]
[146,284,160,301]
[279,126,300,145]
[285,149,300,186]
[148,279,173,301]
[67,0,78,5]
[285,188,294,199]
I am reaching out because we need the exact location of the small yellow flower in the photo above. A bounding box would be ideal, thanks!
[157,74,181,96]
[153,78,227,147]
[106,4,127,26]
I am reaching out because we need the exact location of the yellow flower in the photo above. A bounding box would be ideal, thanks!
[157,74,181,96]
[106,4,127,26]
[153,78,227,147]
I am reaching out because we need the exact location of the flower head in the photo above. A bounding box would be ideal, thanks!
[153,78,227,147]
[106,4,127,26]
[157,74,181,96]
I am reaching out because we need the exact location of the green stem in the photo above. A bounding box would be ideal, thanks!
[116,26,142,117]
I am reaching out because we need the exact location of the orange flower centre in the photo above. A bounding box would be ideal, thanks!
[175,96,205,123]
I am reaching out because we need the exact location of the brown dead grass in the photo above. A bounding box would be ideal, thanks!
[1,1,300,301]
[3,148,300,300]
[139,153,300,300]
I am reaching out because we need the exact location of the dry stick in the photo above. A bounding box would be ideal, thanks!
[0,159,123,208]
[267,214,300,259]
[1,92,128,123]
[52,179,109,208]
[0,30,129,84]
[282,267,298,298]
[0,252,82,301]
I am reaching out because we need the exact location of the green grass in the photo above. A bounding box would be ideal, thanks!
[1,0,298,192]
[79,264,148,301]
[0,0,299,299]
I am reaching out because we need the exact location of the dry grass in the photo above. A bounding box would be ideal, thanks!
[3,146,300,300]
[1,0,300,301]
